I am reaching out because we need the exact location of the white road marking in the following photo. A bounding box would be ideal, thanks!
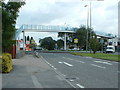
[70,79,74,82]
[76,84,84,88]
[94,61,112,65]
[62,56,64,58]
[40,54,76,88]
[79,61,85,63]
[53,67,57,70]
[67,58,73,60]
[58,61,63,64]
[67,58,85,63]
[43,57,57,70]
[91,64,106,69]
[51,66,54,68]
[63,62,73,67]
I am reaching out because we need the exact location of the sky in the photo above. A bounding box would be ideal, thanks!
[16,0,119,45]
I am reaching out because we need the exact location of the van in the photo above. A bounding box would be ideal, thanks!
[106,46,115,53]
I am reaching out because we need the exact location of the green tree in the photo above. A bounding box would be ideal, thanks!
[27,36,30,41]
[74,25,87,49]
[56,39,64,49]
[41,37,55,50]
[90,35,100,54]
[30,37,33,40]
[2,2,25,52]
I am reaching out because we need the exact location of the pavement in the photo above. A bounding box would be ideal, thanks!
[2,54,74,88]
[40,53,119,88]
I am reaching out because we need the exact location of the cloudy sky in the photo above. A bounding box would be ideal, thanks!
[16,0,119,44]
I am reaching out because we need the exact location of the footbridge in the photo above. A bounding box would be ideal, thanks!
[16,24,115,50]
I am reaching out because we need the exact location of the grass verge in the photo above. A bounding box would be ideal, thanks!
[70,53,119,62]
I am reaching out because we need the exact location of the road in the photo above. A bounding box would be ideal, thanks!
[39,52,119,88]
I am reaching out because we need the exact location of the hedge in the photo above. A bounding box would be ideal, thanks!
[0,53,13,73]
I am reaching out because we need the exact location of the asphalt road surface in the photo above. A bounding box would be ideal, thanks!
[39,52,119,88]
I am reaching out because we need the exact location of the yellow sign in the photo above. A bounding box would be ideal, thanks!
[74,38,78,43]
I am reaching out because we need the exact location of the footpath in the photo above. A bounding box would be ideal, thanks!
[2,54,73,88]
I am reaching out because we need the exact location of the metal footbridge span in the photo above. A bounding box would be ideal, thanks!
[15,24,115,50]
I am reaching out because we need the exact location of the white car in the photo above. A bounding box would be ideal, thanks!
[106,46,115,53]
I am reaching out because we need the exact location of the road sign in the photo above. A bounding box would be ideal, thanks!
[74,38,78,44]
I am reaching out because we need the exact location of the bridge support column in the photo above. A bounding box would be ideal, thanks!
[64,33,67,50]
[23,31,25,51]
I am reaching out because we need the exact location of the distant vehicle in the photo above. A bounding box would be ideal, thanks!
[72,48,79,50]
[106,46,115,53]
[34,47,42,50]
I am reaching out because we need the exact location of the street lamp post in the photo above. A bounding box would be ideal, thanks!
[84,5,89,53]
[89,1,92,53]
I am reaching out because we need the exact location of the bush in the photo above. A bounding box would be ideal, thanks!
[1,53,12,73]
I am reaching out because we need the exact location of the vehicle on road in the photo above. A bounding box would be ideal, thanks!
[34,46,42,50]
[106,46,115,53]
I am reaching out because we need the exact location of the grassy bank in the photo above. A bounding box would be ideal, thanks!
[70,53,119,62]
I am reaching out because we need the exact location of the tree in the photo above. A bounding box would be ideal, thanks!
[30,37,33,40]
[41,37,55,50]
[2,2,25,52]
[56,39,64,49]
[74,25,87,49]
[90,35,100,54]
[27,36,30,41]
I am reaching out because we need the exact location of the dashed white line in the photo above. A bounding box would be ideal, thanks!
[94,61,112,65]
[66,58,85,63]
[62,57,66,59]
[91,64,106,69]
[40,55,76,88]
[63,62,73,67]
[70,79,74,82]
[78,61,85,63]
[67,58,73,60]
[43,58,57,70]
[76,84,84,88]
[53,67,57,70]
[58,61,63,64]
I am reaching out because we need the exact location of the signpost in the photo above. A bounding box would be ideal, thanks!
[74,38,78,50]
[74,38,78,44]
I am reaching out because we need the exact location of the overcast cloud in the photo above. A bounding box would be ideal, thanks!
[16,0,119,44]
